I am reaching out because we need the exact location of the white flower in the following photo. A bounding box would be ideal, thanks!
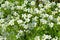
[22,4,26,7]
[32,22,37,27]
[24,8,28,12]
[0,19,4,23]
[24,0,28,4]
[27,14,32,18]
[51,2,56,6]
[0,12,4,18]
[19,30,23,34]
[30,8,33,13]
[10,3,14,7]
[22,14,27,19]
[58,10,60,12]
[22,24,28,29]
[57,16,60,24]
[34,8,39,13]
[3,37,6,40]
[16,6,20,10]
[48,22,54,28]
[11,6,15,10]
[13,12,18,16]
[55,8,58,11]
[25,18,30,22]
[1,4,5,8]
[5,1,10,6]
[40,14,49,18]
[40,19,47,24]
[32,16,38,21]
[34,36,40,40]
[31,1,35,6]
[15,16,20,20]
[52,38,58,40]
[40,8,45,12]
[16,30,24,39]
[57,16,60,21]
[44,4,51,9]
[39,4,43,8]
[39,10,43,14]
[57,3,60,8]
[27,8,30,12]
[17,19,23,24]
[0,36,6,40]
[57,22,60,24]
[52,11,58,15]
[14,1,19,4]
[0,36,3,40]
[1,24,6,32]
[42,34,52,40]
[44,14,49,17]
[20,6,24,10]
[52,37,58,40]
[48,15,53,20]
[9,19,14,26]
[20,4,26,10]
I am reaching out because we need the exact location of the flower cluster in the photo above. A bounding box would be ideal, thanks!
[0,0,60,40]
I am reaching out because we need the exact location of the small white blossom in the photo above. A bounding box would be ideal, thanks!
[52,11,58,15]
[27,14,32,18]
[48,15,53,20]
[40,8,45,12]
[16,6,20,10]
[16,30,24,39]
[52,37,58,40]
[9,19,14,26]
[39,4,43,8]
[0,36,3,40]
[52,38,58,40]
[5,1,10,7]
[22,14,27,19]
[30,8,33,13]
[55,8,58,11]
[1,4,5,8]
[24,8,28,12]
[22,24,28,29]
[14,1,19,4]
[57,3,60,8]
[58,10,60,12]
[51,2,56,6]
[34,8,39,13]
[42,34,52,40]
[57,16,60,24]
[31,1,35,6]
[17,19,23,24]
[13,12,18,16]
[11,6,15,10]
[0,19,4,23]
[25,18,30,22]
[34,36,40,40]
[44,4,51,9]
[0,36,6,40]
[32,22,37,27]
[32,16,38,21]
[24,0,28,4]
[48,22,54,28]
[40,14,49,18]
[22,4,26,7]
[40,19,47,24]
[27,8,31,12]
